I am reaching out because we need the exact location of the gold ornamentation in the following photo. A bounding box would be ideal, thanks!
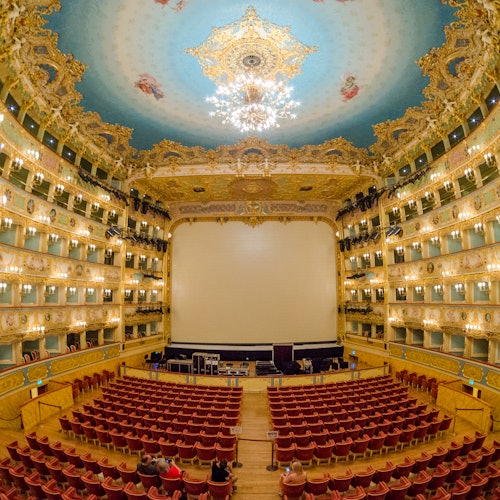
[186,6,317,84]
[0,371,25,396]
[486,369,500,390]
[389,344,403,358]
[27,364,48,383]
[462,363,483,381]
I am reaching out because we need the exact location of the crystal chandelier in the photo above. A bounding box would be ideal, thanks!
[207,73,300,132]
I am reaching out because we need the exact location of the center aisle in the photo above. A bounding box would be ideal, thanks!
[236,391,282,498]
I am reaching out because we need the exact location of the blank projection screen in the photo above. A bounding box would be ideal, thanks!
[171,220,337,345]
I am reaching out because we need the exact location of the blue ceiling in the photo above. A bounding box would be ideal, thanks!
[46,0,456,152]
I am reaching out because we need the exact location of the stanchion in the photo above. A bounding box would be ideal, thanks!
[230,426,243,468]
[233,437,243,468]
[266,431,278,471]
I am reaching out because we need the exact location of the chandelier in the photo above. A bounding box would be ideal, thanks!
[206,73,300,132]
[187,7,316,134]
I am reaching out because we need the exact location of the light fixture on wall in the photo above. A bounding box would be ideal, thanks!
[425,191,434,201]
[0,283,7,294]
[125,252,133,261]
[67,287,77,296]
[87,244,96,254]
[412,242,421,251]
[0,217,12,230]
[477,281,489,292]
[375,250,383,259]
[33,172,44,186]
[363,253,370,262]
[11,157,23,172]
[54,184,65,196]
[415,286,424,295]
[86,287,95,296]
[349,256,356,263]
[396,246,404,256]
[376,288,384,298]
[91,202,100,212]
[48,233,59,244]
[433,284,444,295]
[69,239,79,249]
[363,288,372,297]
[45,285,56,296]
[105,248,113,257]
[25,226,37,238]
[140,221,148,229]
[484,152,496,166]
[407,199,416,210]
[124,289,132,299]
[474,222,484,234]
[21,284,33,296]
[139,255,147,263]
[467,144,480,156]
[451,230,461,240]
[443,180,454,192]
[396,287,406,298]
[430,236,441,247]
[103,288,112,298]
[464,168,475,181]
[74,194,83,205]
[138,290,146,298]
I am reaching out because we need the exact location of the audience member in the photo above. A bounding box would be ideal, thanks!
[211,459,238,489]
[158,458,183,479]
[279,461,306,497]
[137,454,159,475]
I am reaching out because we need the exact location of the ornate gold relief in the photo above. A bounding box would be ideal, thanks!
[389,344,403,358]
[0,371,25,396]
[462,363,483,381]
[486,370,500,390]
[430,355,461,375]
[106,345,121,359]
[27,364,48,383]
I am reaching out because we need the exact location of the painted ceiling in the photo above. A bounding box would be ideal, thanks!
[45,0,456,152]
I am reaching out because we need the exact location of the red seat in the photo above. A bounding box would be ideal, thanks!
[81,469,106,497]
[157,438,178,459]
[372,461,395,484]
[41,478,66,500]
[295,443,315,467]
[333,437,353,462]
[350,434,370,460]
[427,464,450,491]
[98,457,120,480]
[352,466,375,489]
[365,480,389,500]
[393,456,415,479]
[117,461,139,485]
[280,480,305,500]
[182,474,208,497]
[314,439,335,465]
[465,472,487,500]
[407,470,432,497]
[124,481,149,500]
[448,479,471,500]
[386,476,411,500]
[415,487,451,500]
[102,476,127,500]
[305,475,329,497]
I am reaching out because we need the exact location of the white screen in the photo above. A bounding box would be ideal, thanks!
[171,220,337,345]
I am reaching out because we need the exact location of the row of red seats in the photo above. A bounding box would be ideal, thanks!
[2,432,227,499]
[280,440,500,500]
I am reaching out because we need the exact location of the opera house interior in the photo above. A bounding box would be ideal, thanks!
[0,0,499,498]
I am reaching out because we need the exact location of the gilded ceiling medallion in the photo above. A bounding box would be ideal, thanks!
[186,6,317,84]
[230,177,277,199]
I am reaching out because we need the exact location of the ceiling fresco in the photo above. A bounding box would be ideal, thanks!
[44,0,456,151]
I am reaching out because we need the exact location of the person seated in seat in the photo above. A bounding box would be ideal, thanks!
[137,454,159,475]
[158,457,182,479]
[211,459,238,489]
[279,461,306,497]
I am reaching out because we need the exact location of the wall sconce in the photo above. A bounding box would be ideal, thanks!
[22,284,33,296]
[33,172,45,186]
[138,290,146,298]
[464,168,475,181]
[451,230,461,240]
[376,288,384,297]
[11,158,23,172]
[86,287,95,296]
[45,285,56,296]
[430,236,440,247]
[350,289,358,297]
[414,286,424,295]
[124,289,132,298]
[87,244,96,254]
[69,239,79,249]
[91,202,100,212]
[140,221,148,229]
[396,287,406,297]
[375,250,383,260]
[408,199,416,210]
[484,152,496,165]
[0,217,12,230]
[74,194,83,205]
[412,242,421,251]
[349,256,356,262]
[32,326,45,334]
[392,206,400,216]
[25,227,37,238]
[0,283,7,294]
[474,222,484,234]
[54,184,65,196]
[151,290,158,296]
[467,144,480,156]
[139,255,147,263]
[363,288,372,296]
[103,288,112,298]
[396,246,404,256]
[125,252,133,261]
[108,210,117,220]
[443,180,453,192]
[105,248,113,257]
[153,257,159,264]
[425,191,434,201]
[477,281,489,292]
[433,284,444,295]
[363,253,370,262]
[67,287,77,296]
[48,233,59,244]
